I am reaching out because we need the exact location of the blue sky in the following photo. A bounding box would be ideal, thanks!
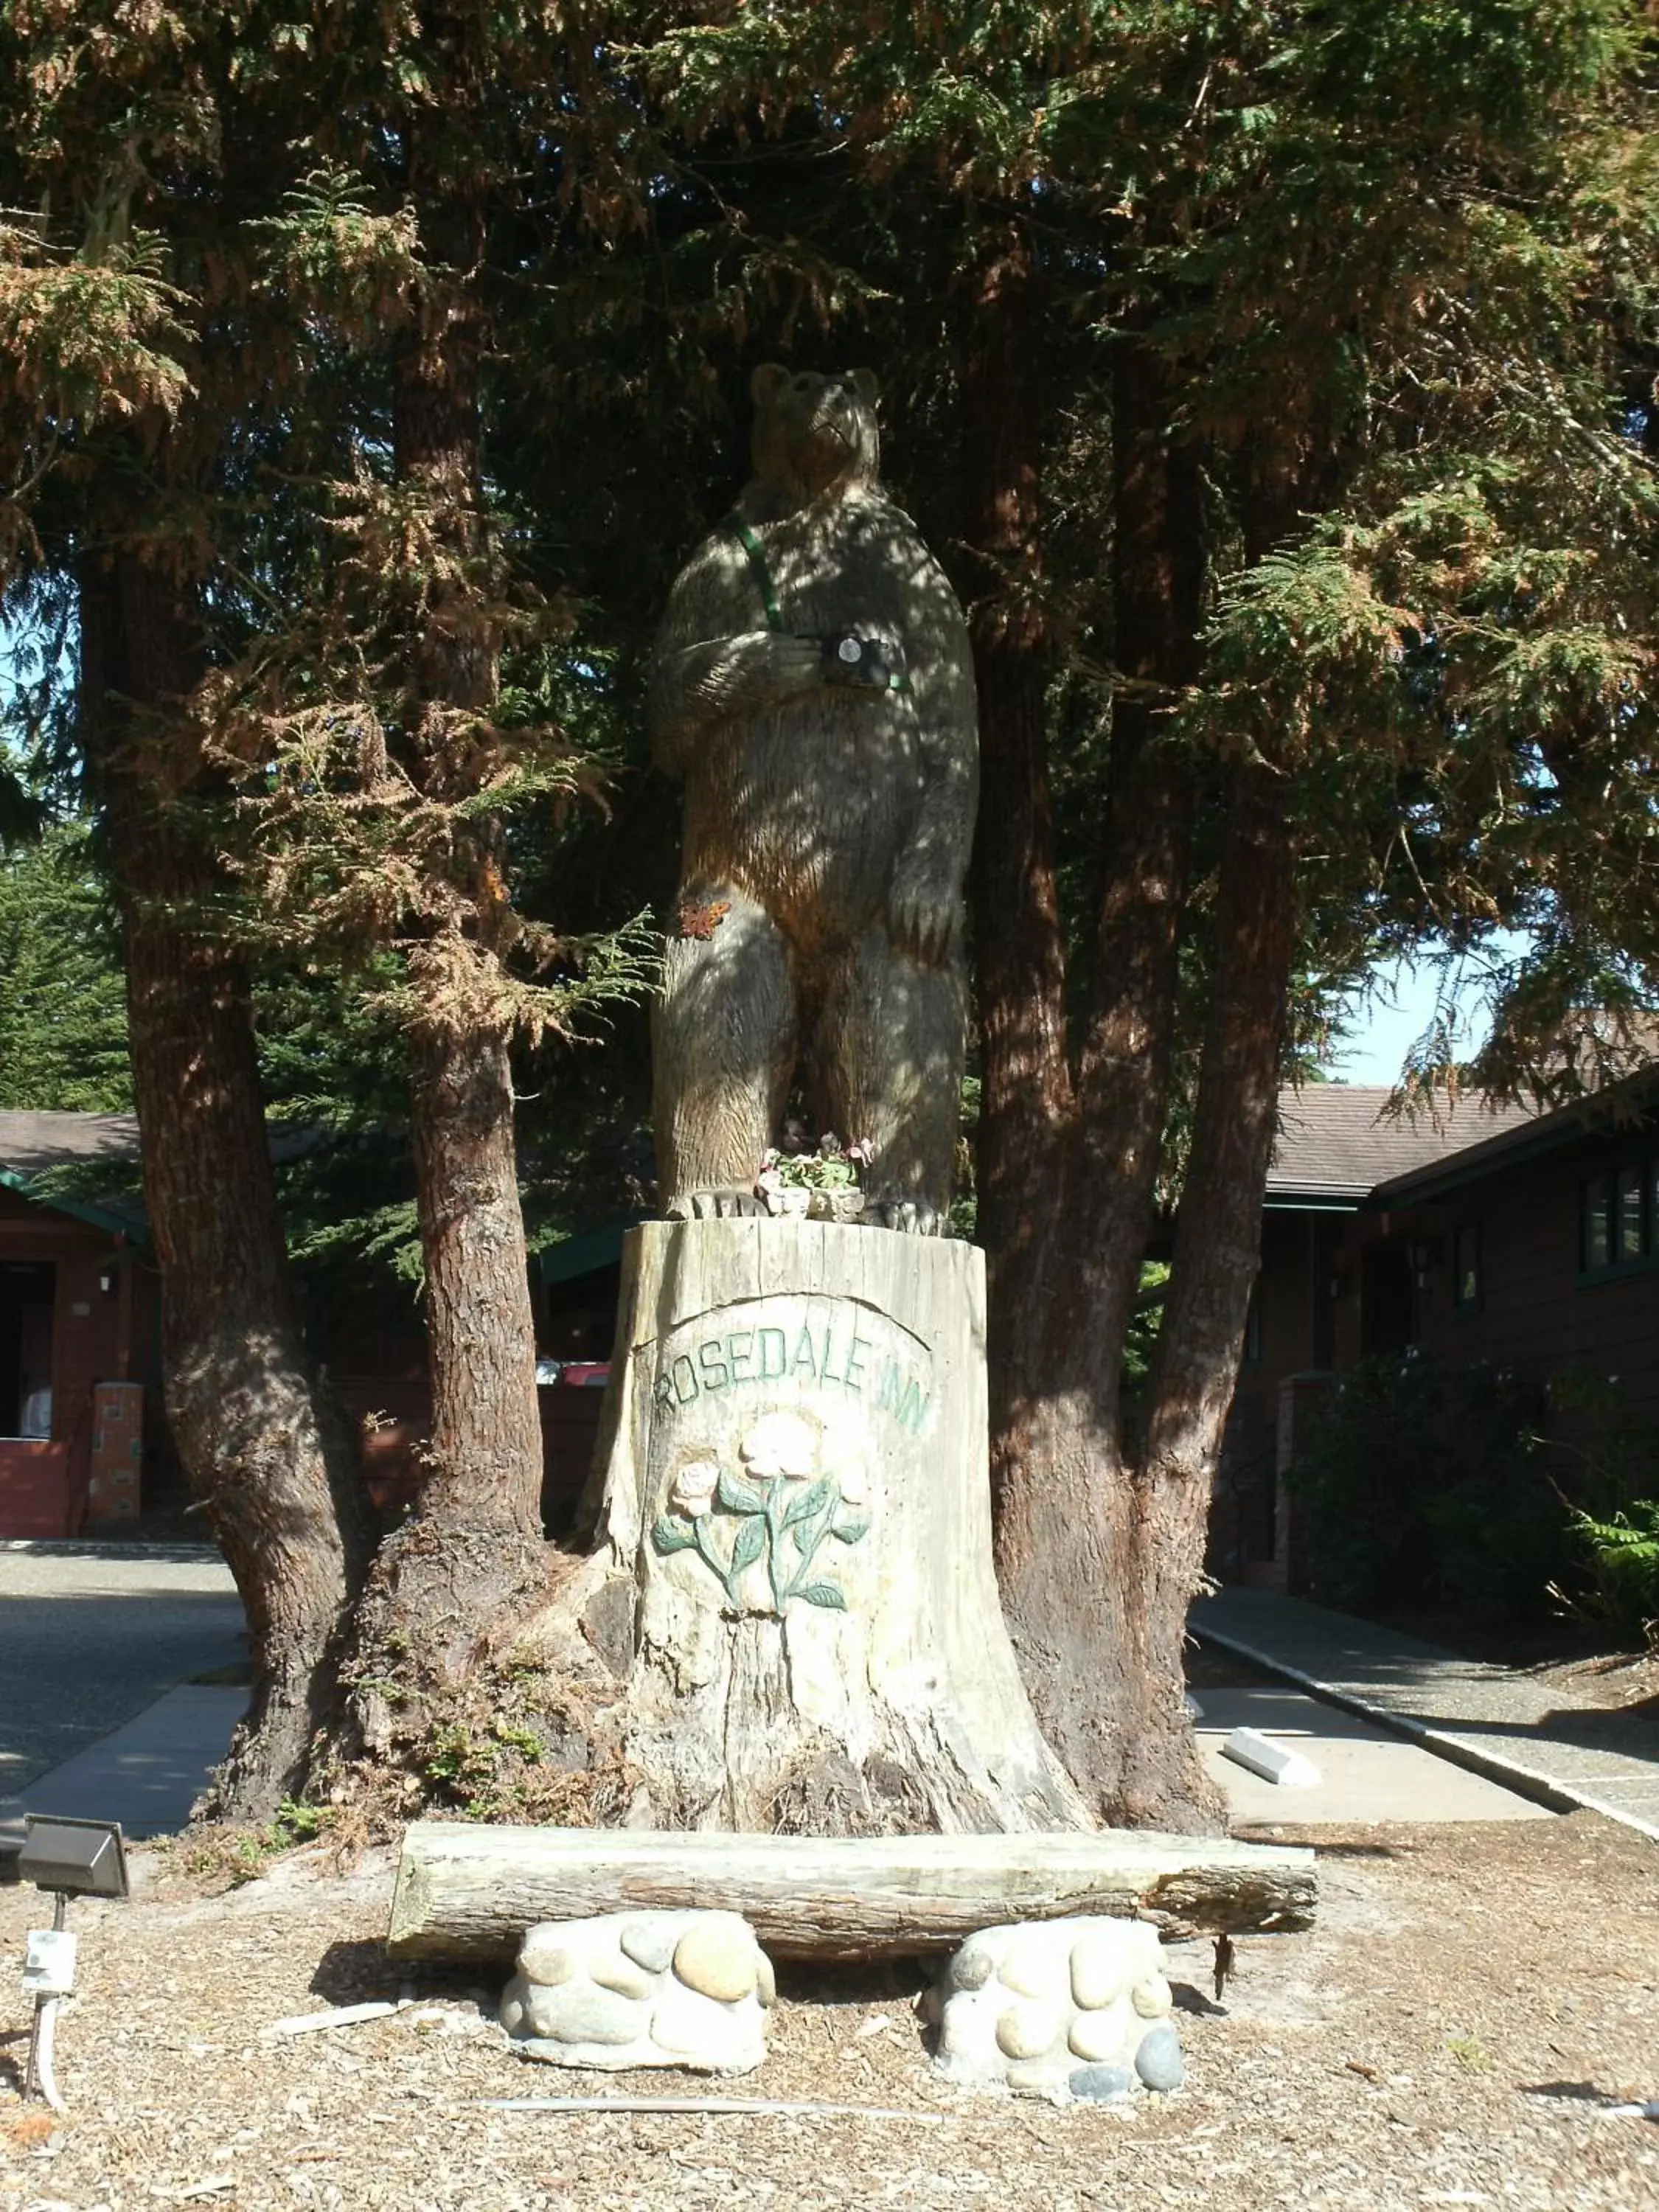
[1328,943,1519,1085]
[1329,961,1458,1083]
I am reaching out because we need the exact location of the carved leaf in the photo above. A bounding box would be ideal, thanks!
[651,1515,696,1554]
[790,1495,837,1570]
[717,1468,771,1515]
[797,1581,848,1610]
[728,1514,767,1576]
[830,1512,871,1545]
[782,1477,833,1528]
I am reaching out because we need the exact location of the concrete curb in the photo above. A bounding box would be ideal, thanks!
[0,1539,222,1559]
[1193,1621,1659,1846]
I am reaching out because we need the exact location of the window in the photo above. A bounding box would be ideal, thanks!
[1581,1153,1655,1278]
[1453,1222,1481,1310]
[1619,1166,1646,1263]
[0,1263,54,1439]
[1583,1175,1613,1271]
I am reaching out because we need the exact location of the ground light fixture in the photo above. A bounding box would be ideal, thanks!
[0,1813,130,2112]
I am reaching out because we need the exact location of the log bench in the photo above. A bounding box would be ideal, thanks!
[387,1823,1317,1966]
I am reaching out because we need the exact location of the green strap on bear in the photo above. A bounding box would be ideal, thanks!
[726,516,785,633]
[723,513,911,695]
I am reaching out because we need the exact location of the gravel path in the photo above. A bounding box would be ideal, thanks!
[1,1810,1655,2210]
[0,1545,243,1801]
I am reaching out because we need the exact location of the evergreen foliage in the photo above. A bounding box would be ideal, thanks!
[0,823,131,1111]
[0,2,1655,1816]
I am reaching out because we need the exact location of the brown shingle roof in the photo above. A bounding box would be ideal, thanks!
[1266,1085,1541,1204]
[0,1111,142,1178]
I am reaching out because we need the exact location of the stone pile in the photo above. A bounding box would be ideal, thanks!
[499,1909,774,2075]
[928,1916,1184,2101]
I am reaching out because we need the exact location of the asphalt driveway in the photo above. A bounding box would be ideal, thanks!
[0,1543,246,1804]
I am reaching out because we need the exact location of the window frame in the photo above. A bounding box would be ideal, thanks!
[1579,1150,1657,1284]
[1451,1220,1483,1314]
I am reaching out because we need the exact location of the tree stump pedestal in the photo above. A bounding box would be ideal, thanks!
[557,1219,1088,1833]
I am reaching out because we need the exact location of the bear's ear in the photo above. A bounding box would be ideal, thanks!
[849,369,880,408]
[750,362,793,410]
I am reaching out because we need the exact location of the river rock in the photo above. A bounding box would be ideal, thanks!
[501,1910,773,2076]
[933,1916,1183,2100]
[518,1932,577,1986]
[1135,2021,1186,2092]
[1132,1973,1173,2019]
[995,2000,1062,2061]
[1069,2063,1135,2103]
[591,1955,655,2000]
[672,1915,762,2003]
[948,1944,995,1993]
[619,1916,681,1975]
[1000,1933,1062,2000]
[1070,1928,1122,2011]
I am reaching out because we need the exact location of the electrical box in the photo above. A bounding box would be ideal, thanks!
[21,1929,77,1997]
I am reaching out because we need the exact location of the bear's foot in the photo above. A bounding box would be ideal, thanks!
[865,1197,946,1237]
[666,1186,768,1222]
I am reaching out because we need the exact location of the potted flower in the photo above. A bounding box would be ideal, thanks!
[754,1133,873,1222]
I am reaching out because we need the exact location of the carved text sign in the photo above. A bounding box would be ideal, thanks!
[650,1295,933,1440]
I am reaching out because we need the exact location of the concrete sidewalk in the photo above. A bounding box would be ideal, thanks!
[1194,1587,1659,1843]
[1193,1681,1548,1825]
[15,1683,248,1839]
[1,1540,246,1839]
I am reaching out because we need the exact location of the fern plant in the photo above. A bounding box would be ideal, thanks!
[1561,1500,1659,1652]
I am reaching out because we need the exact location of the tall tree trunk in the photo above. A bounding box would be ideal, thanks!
[332,189,550,1752]
[1113,769,1298,1820]
[971,314,1219,1827]
[958,226,1073,1481]
[80,551,367,1821]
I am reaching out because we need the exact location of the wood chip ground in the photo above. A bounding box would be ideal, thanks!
[2,1811,1655,2211]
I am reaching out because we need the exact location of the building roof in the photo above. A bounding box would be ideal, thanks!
[0,1112,143,1177]
[0,1112,147,1239]
[1371,1062,1659,1207]
[1265,1085,1542,1208]
[0,1110,321,1245]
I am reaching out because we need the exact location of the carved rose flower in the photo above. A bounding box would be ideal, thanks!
[833,1455,869,1507]
[669,1459,720,1518]
[740,1410,818,1481]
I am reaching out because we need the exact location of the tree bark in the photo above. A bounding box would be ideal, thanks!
[967,305,1222,1828]
[331,187,551,1750]
[80,551,367,1820]
[959,229,1070,1346]
[344,956,550,1712]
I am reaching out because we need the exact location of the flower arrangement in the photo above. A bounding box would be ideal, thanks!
[653,1410,872,1613]
[754,1132,873,1217]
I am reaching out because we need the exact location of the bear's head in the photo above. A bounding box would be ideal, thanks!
[749,365,880,502]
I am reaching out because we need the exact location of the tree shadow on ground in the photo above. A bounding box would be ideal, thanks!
[307,1934,488,2006]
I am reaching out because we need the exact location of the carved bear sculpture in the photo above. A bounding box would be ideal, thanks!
[649,364,978,1233]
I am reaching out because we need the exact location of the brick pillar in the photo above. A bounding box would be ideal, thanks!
[86,1380,144,1525]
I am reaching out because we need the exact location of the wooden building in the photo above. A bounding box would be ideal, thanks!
[0,1113,164,1540]
[0,1108,626,1540]
[1215,1073,1659,1585]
